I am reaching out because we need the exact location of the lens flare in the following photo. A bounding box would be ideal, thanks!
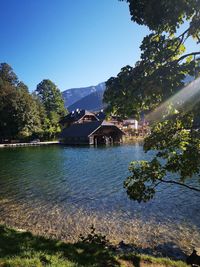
[146,77,200,122]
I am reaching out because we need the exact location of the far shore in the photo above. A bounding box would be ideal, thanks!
[123,136,144,143]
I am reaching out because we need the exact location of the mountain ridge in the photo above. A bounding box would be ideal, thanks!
[62,82,105,111]
[67,90,106,112]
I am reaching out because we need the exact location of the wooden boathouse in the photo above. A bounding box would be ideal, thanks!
[59,109,124,145]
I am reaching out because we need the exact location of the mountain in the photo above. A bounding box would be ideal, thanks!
[184,75,194,84]
[62,82,105,109]
[62,75,197,114]
[67,90,106,112]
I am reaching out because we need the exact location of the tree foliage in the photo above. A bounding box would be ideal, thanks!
[36,79,66,117]
[0,63,67,142]
[35,79,67,139]
[121,0,200,37]
[104,0,200,201]
[0,63,41,141]
[104,30,198,118]
[125,111,200,202]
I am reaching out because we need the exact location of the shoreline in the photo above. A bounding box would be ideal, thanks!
[0,197,199,260]
[0,139,144,148]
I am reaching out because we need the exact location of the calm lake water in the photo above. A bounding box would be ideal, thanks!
[0,144,199,250]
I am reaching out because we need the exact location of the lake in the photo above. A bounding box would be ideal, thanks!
[0,144,199,253]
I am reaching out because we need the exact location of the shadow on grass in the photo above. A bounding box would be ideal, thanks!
[117,241,189,267]
[0,225,120,266]
[0,225,189,267]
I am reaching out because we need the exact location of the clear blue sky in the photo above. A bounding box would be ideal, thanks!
[1,0,198,91]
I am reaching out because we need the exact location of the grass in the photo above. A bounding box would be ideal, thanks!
[0,225,190,267]
[119,254,190,267]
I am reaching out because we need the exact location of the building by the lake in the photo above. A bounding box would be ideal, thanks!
[59,109,124,145]
[122,119,138,130]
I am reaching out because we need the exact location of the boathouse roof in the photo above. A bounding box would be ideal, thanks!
[95,110,106,121]
[59,120,124,139]
[60,109,99,124]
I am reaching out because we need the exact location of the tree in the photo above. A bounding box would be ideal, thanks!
[121,0,200,37]
[36,79,66,116]
[0,63,43,141]
[35,79,67,139]
[104,0,200,201]
[13,82,42,139]
[0,78,18,140]
[0,63,18,86]
[125,111,200,202]
[104,31,198,119]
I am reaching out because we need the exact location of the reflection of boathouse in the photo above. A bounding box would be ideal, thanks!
[59,109,124,145]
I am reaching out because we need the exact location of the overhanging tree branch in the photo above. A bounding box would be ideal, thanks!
[196,34,200,43]
[177,52,200,62]
[165,28,190,61]
[177,27,190,40]
[158,178,200,192]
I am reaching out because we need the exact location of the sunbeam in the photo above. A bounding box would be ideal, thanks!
[146,76,200,122]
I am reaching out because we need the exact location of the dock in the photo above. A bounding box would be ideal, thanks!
[0,141,59,148]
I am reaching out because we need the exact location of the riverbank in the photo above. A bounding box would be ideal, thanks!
[0,224,189,267]
[0,141,59,148]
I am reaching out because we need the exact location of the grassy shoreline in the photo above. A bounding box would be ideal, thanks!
[1,200,199,258]
[0,224,189,267]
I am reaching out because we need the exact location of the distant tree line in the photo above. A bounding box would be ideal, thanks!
[0,63,67,143]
